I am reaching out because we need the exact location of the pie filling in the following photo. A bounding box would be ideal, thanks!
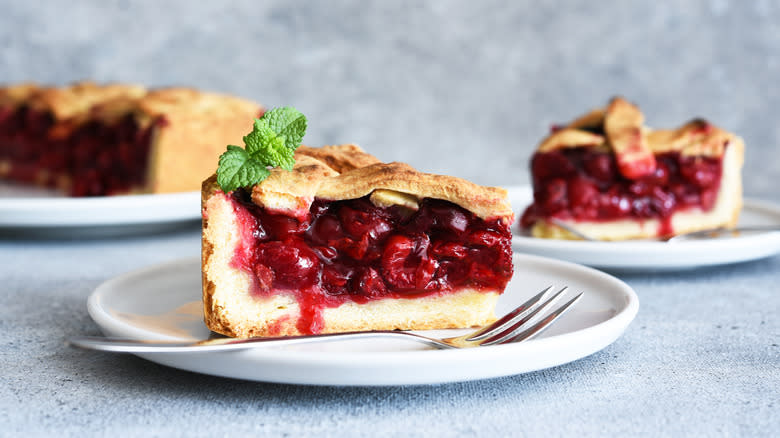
[229,189,513,334]
[520,146,725,236]
[0,106,161,196]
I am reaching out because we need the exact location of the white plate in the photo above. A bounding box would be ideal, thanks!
[86,255,638,386]
[508,186,780,270]
[0,184,200,234]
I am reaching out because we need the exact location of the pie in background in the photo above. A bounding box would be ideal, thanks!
[520,97,744,240]
[0,81,263,196]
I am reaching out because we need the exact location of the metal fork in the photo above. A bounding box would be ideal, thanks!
[551,218,779,242]
[67,286,582,352]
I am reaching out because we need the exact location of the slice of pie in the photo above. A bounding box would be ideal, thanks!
[0,81,263,196]
[201,144,515,337]
[520,97,744,240]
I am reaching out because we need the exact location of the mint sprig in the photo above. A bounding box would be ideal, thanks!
[216,107,307,192]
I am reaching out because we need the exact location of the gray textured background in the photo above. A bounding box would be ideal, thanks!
[2,0,779,198]
[2,1,779,437]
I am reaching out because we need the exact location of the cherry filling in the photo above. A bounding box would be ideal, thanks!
[0,106,161,196]
[520,146,725,235]
[229,190,514,334]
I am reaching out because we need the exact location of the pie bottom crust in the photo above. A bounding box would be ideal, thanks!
[202,188,499,338]
[529,138,744,241]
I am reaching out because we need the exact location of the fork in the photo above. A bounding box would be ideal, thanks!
[67,286,582,352]
[550,218,779,242]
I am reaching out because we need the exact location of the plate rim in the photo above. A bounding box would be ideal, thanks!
[85,254,639,385]
[508,185,780,269]
[0,190,201,227]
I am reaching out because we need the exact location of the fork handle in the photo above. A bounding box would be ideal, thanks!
[67,331,454,353]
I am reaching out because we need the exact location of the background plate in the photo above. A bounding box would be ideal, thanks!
[87,254,638,386]
[0,184,200,236]
[509,186,780,270]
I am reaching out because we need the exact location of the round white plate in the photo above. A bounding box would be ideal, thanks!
[508,186,780,270]
[87,254,638,386]
[0,183,200,233]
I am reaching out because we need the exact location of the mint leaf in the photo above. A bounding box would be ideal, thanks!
[216,145,271,192]
[262,107,307,150]
[215,107,307,192]
[244,122,296,171]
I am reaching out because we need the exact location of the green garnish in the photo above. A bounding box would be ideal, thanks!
[216,106,307,192]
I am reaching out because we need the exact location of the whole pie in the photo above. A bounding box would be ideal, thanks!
[0,81,263,196]
[201,144,515,337]
[520,97,744,240]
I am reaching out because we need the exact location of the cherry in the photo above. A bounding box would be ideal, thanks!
[437,260,469,286]
[583,153,616,182]
[628,180,654,197]
[431,241,468,259]
[414,259,439,290]
[531,151,576,183]
[467,230,504,247]
[332,235,371,260]
[631,198,653,217]
[539,178,568,214]
[313,245,338,262]
[380,234,433,290]
[338,205,391,240]
[354,267,388,297]
[309,214,345,245]
[644,162,670,186]
[261,213,308,240]
[321,265,355,295]
[255,238,320,288]
[598,191,631,217]
[680,158,719,188]
[426,203,470,233]
[567,176,599,210]
[671,184,700,207]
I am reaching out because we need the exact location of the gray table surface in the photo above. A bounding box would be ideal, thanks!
[2,1,780,436]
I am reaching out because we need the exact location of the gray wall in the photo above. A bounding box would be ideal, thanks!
[2,0,778,199]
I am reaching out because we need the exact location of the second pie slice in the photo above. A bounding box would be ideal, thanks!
[520,97,744,241]
[202,145,515,337]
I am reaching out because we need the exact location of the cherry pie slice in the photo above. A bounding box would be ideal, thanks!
[520,97,744,240]
[201,145,514,337]
[0,82,263,196]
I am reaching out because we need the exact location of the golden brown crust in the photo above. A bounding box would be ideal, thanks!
[0,82,40,108]
[316,161,513,221]
[144,90,262,194]
[27,81,147,120]
[132,87,261,126]
[216,144,513,221]
[646,119,736,157]
[566,107,606,130]
[536,96,740,164]
[537,128,606,153]
[604,97,656,179]
[296,144,381,173]
[0,81,261,127]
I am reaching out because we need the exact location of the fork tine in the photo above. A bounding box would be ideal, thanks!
[465,285,554,341]
[477,286,572,345]
[485,292,583,346]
